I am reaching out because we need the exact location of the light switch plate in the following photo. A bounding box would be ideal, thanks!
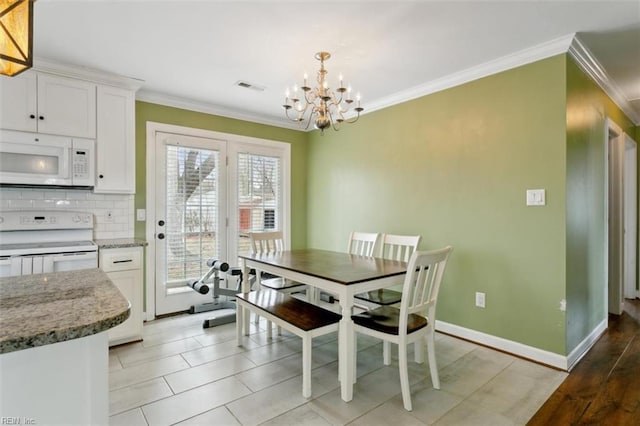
[136,209,146,221]
[526,189,546,206]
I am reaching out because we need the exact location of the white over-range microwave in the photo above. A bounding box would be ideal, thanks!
[0,129,95,188]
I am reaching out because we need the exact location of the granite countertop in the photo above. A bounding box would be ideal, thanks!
[0,269,130,354]
[94,238,148,249]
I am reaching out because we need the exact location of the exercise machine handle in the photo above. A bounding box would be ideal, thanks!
[206,258,229,272]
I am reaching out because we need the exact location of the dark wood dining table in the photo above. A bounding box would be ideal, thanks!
[238,248,408,402]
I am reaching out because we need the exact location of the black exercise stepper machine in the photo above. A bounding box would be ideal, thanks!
[186,258,244,329]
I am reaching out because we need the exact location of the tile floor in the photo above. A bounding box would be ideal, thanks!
[108,308,567,426]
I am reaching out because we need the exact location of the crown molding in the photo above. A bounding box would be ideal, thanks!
[364,34,576,115]
[134,35,578,131]
[131,33,640,129]
[135,90,303,131]
[568,36,639,125]
[33,57,144,91]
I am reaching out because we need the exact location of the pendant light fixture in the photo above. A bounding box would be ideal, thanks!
[0,0,34,77]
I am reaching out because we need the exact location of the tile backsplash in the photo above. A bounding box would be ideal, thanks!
[0,188,134,239]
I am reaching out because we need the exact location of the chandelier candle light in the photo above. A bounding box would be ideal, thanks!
[283,51,363,134]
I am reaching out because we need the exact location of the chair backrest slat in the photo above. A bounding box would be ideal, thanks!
[347,231,380,257]
[378,234,421,261]
[399,246,453,334]
[249,231,285,255]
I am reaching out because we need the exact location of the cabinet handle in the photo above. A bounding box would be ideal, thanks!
[39,116,44,120]
[29,114,35,119]
[113,259,133,264]
[157,233,165,240]
[99,174,104,179]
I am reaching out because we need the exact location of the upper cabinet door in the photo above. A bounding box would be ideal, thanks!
[0,72,97,139]
[94,85,135,194]
[37,74,96,139]
[0,71,38,132]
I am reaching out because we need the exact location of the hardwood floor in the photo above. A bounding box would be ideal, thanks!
[528,299,640,425]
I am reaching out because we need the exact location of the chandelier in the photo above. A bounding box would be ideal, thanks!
[283,51,363,134]
[0,0,34,77]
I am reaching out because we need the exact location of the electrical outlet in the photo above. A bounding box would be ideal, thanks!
[105,210,114,223]
[475,292,486,308]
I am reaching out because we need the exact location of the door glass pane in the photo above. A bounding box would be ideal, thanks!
[165,145,219,288]
[236,153,281,258]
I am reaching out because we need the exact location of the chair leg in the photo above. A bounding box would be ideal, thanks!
[266,320,272,339]
[383,341,391,365]
[302,336,312,398]
[398,343,412,411]
[414,336,425,364]
[236,305,243,345]
[426,331,440,389]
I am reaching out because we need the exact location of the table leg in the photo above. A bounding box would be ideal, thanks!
[338,294,354,402]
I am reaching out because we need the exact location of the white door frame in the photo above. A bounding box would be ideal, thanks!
[145,122,291,320]
[606,118,625,315]
[623,134,638,299]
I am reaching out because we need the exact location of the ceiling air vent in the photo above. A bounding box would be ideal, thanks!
[235,80,265,92]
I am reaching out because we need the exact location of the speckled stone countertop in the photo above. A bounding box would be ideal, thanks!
[94,238,148,249]
[0,269,130,354]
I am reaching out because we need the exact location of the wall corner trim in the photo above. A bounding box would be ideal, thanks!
[566,318,608,371]
[363,33,576,115]
[435,320,569,370]
[568,37,640,125]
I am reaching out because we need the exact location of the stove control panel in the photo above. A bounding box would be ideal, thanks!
[21,215,57,225]
[0,211,94,231]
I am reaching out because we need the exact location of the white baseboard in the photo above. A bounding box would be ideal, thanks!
[566,318,608,371]
[435,320,604,371]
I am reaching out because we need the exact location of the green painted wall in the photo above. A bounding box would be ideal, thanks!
[306,55,568,354]
[565,56,636,353]
[134,102,309,249]
[132,54,638,357]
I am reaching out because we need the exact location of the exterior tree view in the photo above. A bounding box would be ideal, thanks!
[164,147,280,287]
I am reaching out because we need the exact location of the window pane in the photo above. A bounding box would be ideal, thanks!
[236,153,281,259]
[165,145,219,288]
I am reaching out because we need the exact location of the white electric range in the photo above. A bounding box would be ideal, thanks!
[0,210,98,277]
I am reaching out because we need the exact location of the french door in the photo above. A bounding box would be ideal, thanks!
[149,124,290,317]
[154,132,227,315]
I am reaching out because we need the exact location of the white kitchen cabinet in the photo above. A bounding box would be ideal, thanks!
[95,85,136,194]
[100,247,143,346]
[0,71,96,138]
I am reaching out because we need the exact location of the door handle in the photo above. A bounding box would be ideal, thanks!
[157,233,165,240]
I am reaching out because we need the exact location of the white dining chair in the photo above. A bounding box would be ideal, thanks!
[317,231,381,306]
[249,231,307,336]
[352,246,453,411]
[355,234,422,307]
[347,231,380,256]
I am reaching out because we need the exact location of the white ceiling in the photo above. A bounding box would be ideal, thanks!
[33,0,640,128]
